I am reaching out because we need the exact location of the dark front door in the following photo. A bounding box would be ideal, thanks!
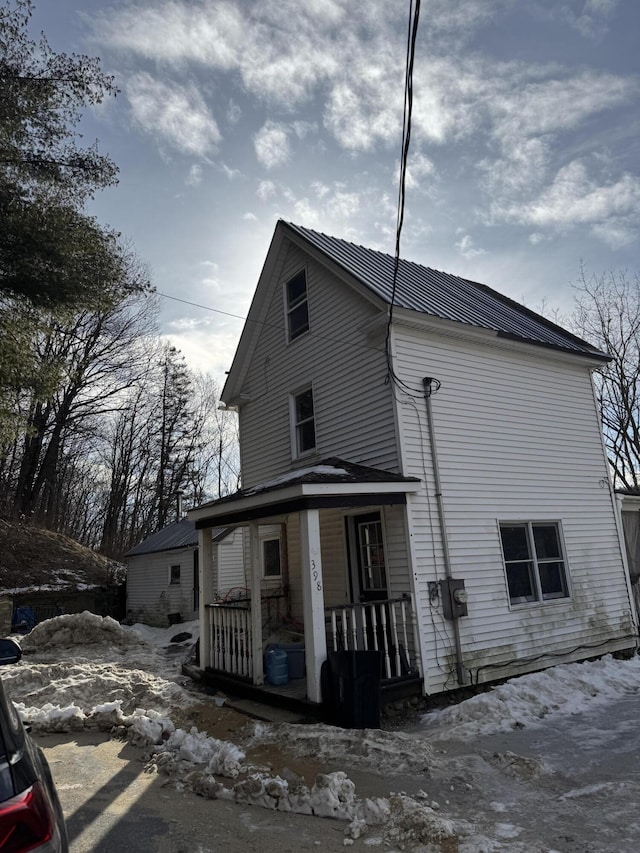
[354,512,388,602]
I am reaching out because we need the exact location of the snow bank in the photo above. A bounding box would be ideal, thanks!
[421,654,640,739]
[20,611,146,654]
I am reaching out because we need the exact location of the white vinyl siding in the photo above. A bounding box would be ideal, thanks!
[126,547,197,626]
[393,324,634,693]
[237,242,399,487]
[215,528,246,597]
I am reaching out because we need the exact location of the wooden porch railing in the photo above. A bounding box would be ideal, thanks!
[325,595,419,681]
[206,602,253,678]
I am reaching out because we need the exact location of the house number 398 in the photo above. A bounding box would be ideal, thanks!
[311,560,322,592]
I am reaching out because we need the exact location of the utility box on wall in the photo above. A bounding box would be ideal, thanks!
[439,578,468,619]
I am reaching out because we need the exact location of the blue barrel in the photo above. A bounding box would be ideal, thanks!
[265,648,289,685]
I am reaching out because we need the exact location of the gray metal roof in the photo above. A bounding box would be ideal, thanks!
[126,518,230,557]
[284,222,608,360]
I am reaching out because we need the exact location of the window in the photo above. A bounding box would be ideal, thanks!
[285,270,309,341]
[292,387,316,456]
[499,522,569,605]
[169,564,181,585]
[262,537,281,578]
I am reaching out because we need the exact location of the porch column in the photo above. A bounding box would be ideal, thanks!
[249,522,264,685]
[197,528,213,669]
[300,508,327,703]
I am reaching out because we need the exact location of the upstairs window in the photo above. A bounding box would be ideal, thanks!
[499,521,569,605]
[292,387,316,457]
[285,270,309,341]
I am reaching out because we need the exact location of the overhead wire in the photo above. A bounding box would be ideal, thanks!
[385,0,424,400]
[156,290,385,357]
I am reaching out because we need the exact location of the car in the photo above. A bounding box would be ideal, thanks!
[0,638,68,852]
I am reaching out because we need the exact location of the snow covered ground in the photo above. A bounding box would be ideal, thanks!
[2,612,640,851]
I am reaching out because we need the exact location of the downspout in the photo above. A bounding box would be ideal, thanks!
[422,377,467,686]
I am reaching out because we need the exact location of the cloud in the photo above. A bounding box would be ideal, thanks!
[186,164,203,186]
[256,180,277,201]
[94,0,244,69]
[253,121,291,169]
[127,73,220,156]
[565,0,620,38]
[455,234,486,258]
[497,160,640,245]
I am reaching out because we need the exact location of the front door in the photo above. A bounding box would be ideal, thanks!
[353,512,388,602]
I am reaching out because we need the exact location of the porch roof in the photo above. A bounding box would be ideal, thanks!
[188,458,421,528]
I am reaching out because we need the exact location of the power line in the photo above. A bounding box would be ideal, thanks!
[157,290,385,356]
[385,0,423,399]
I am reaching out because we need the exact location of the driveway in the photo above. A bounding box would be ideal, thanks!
[40,691,640,852]
[40,731,351,853]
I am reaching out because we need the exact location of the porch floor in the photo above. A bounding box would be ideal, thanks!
[186,665,323,719]
[183,663,424,723]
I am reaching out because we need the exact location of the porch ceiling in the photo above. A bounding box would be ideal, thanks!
[189,457,420,529]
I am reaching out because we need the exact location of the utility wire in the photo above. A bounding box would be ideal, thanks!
[385,0,423,399]
[156,290,385,356]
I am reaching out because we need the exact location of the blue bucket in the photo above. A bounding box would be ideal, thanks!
[265,648,289,685]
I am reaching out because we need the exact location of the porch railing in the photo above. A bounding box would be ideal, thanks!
[325,595,419,681]
[206,602,253,678]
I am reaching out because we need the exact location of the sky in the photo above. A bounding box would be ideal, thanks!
[5,611,640,850]
[28,0,640,384]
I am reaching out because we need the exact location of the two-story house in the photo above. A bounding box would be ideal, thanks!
[188,220,637,713]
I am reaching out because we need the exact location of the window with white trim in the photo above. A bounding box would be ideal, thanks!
[291,386,316,457]
[499,522,569,605]
[169,564,181,585]
[285,270,309,341]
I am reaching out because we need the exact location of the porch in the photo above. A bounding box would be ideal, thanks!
[188,458,424,719]
[199,592,422,715]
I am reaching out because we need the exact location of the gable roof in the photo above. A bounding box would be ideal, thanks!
[125,518,231,557]
[283,221,607,361]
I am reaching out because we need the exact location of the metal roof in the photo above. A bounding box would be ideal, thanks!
[125,518,230,557]
[284,222,608,360]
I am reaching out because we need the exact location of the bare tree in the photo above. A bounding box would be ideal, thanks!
[571,266,640,492]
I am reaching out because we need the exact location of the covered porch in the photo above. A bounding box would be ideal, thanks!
[188,459,423,715]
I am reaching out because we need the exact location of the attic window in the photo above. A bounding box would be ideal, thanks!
[285,270,309,341]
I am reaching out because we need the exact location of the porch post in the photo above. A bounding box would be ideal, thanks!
[197,528,213,669]
[249,522,264,685]
[300,508,327,703]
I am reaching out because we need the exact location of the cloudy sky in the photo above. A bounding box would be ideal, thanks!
[31,0,640,382]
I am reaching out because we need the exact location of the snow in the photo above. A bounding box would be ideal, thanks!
[2,611,640,850]
[244,464,351,494]
[419,654,640,740]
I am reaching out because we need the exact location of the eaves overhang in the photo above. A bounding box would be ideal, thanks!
[189,480,420,529]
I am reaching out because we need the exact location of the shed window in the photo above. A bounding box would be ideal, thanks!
[170,564,181,585]
[499,522,569,605]
[285,270,309,341]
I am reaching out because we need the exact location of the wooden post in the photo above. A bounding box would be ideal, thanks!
[249,522,264,685]
[197,528,213,670]
[300,508,327,703]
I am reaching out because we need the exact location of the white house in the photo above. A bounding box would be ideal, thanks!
[189,220,637,711]
[126,519,242,626]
